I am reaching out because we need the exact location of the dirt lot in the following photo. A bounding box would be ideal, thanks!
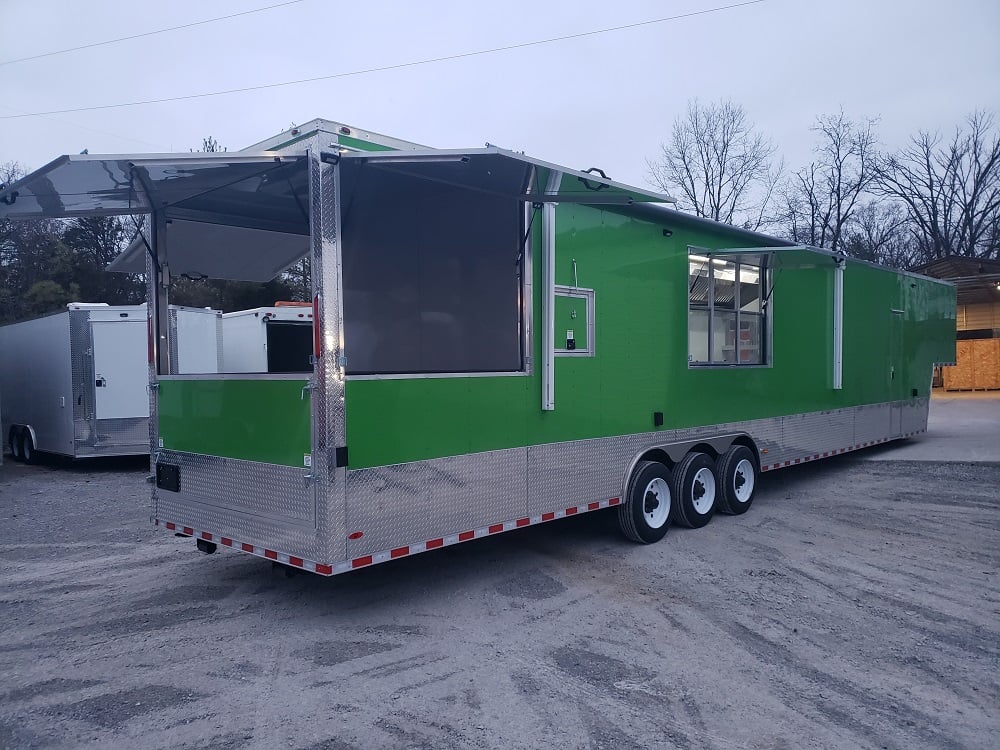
[1,446,998,749]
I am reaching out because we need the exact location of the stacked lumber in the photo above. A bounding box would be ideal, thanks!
[942,339,1000,390]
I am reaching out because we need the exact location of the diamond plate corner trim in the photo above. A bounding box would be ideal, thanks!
[308,141,348,563]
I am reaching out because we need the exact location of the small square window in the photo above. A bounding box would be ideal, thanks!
[554,285,595,357]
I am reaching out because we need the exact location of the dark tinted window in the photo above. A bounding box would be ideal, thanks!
[265,321,313,373]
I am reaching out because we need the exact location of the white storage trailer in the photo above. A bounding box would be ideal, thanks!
[221,305,314,374]
[1,303,220,461]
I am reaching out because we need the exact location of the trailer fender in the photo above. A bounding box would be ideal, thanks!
[620,432,759,503]
[22,424,38,452]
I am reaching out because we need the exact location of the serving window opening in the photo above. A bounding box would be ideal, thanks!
[339,160,527,377]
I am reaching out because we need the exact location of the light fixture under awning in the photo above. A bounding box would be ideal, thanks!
[110,220,309,282]
[699,245,839,270]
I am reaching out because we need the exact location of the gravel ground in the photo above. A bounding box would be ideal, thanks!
[0,450,997,750]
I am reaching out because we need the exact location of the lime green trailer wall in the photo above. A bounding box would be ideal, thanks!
[154,206,954,474]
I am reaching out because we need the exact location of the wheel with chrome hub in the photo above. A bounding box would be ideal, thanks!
[670,452,718,529]
[618,460,673,544]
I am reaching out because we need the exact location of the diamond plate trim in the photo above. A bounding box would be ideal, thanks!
[155,450,321,560]
[308,142,347,563]
[155,388,928,574]
[345,448,528,556]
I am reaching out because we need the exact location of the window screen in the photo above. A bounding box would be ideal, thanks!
[341,166,524,375]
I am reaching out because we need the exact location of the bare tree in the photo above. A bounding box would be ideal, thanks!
[875,111,1000,260]
[782,111,878,252]
[840,201,920,269]
[648,99,782,229]
[195,136,226,153]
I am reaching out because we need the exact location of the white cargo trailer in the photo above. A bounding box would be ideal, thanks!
[1,303,220,461]
[221,305,314,374]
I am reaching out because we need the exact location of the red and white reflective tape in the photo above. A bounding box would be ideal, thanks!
[336,497,621,574]
[155,519,334,575]
[155,496,621,577]
[759,429,926,472]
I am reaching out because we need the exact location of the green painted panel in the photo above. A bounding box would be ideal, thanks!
[154,207,950,472]
[342,203,955,470]
[337,135,396,152]
[158,379,310,467]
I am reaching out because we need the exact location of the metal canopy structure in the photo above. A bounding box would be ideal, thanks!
[110,220,310,281]
[702,245,843,270]
[0,152,308,227]
[914,256,1000,306]
[338,148,674,206]
[0,147,673,283]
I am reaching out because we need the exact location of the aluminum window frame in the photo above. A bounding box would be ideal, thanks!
[687,246,773,369]
[553,285,596,358]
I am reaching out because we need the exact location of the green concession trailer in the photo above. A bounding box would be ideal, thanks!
[0,120,955,575]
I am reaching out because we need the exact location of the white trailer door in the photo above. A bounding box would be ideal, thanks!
[92,321,150,419]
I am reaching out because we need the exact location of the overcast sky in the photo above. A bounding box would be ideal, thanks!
[1,0,998,190]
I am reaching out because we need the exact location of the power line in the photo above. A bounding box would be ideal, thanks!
[0,103,167,151]
[0,1,767,120]
[0,0,307,67]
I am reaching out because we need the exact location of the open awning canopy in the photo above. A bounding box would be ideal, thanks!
[110,220,310,280]
[695,245,841,270]
[0,152,309,228]
[0,147,673,282]
[337,148,674,206]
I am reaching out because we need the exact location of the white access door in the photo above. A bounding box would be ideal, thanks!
[91,321,150,420]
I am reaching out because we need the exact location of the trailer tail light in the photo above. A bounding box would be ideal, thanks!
[312,294,322,359]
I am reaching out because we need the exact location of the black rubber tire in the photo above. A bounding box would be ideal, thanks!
[670,452,718,529]
[717,445,758,515]
[8,427,24,462]
[617,460,673,544]
[21,430,38,465]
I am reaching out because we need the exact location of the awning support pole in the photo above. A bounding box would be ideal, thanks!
[833,257,844,390]
[151,210,171,376]
[541,170,561,411]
